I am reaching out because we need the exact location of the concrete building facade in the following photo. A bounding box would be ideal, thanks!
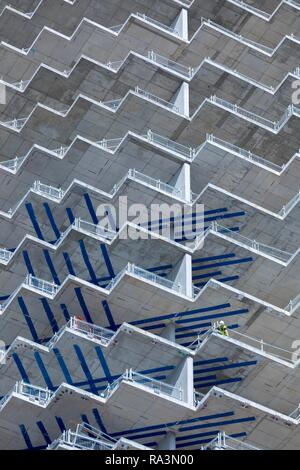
[0,0,299,451]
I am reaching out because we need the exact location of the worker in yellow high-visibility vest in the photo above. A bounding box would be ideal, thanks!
[218,320,229,336]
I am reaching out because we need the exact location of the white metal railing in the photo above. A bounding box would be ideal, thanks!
[228,0,300,19]
[52,146,68,157]
[46,317,114,351]
[48,430,114,450]
[135,12,180,36]
[96,130,195,159]
[25,274,59,296]
[146,129,195,159]
[206,134,282,172]
[135,86,180,113]
[16,381,53,404]
[10,79,30,91]
[69,317,114,344]
[226,0,271,19]
[0,248,12,262]
[193,285,202,298]
[212,222,292,262]
[211,327,294,363]
[129,169,182,197]
[0,156,25,172]
[287,0,300,7]
[109,24,123,33]
[201,18,273,54]
[101,98,122,109]
[48,423,118,450]
[1,117,28,130]
[205,58,274,92]
[294,66,300,78]
[73,218,116,240]
[127,263,182,294]
[275,105,293,131]
[203,432,260,450]
[147,51,194,78]
[97,137,123,151]
[33,181,64,200]
[127,369,183,400]
[0,390,11,411]
[289,405,300,420]
[101,369,184,402]
[210,95,275,128]
[176,0,193,4]
[106,267,126,291]
[0,284,20,312]
[76,423,116,444]
[287,290,300,313]
[280,190,300,216]
[194,390,205,406]
[106,60,124,70]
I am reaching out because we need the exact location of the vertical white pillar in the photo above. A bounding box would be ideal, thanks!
[171,82,189,116]
[170,162,191,202]
[157,432,177,450]
[167,356,194,407]
[161,323,176,342]
[171,9,188,41]
[174,254,192,297]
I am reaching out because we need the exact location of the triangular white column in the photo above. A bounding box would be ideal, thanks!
[171,82,189,116]
[161,323,176,342]
[170,162,191,202]
[167,356,194,407]
[157,431,177,450]
[171,9,188,40]
[174,254,193,297]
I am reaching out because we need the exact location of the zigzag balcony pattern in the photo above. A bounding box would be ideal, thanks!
[0,0,299,452]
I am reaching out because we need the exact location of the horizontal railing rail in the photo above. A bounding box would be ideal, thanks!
[135,12,180,36]
[127,369,183,400]
[33,181,64,199]
[147,50,194,78]
[206,134,282,171]
[203,431,260,450]
[129,168,182,197]
[101,98,122,109]
[1,117,28,130]
[201,17,273,54]
[212,327,294,363]
[25,274,59,296]
[127,263,182,293]
[210,95,275,128]
[69,317,114,343]
[213,222,292,262]
[0,248,12,262]
[135,86,179,113]
[48,430,114,450]
[73,218,116,240]
[146,129,195,158]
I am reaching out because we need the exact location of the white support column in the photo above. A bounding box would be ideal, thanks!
[157,432,177,450]
[171,82,189,116]
[170,162,191,202]
[161,322,176,342]
[167,356,194,406]
[171,9,188,41]
[174,254,192,297]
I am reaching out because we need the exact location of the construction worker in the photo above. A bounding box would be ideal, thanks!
[218,320,229,337]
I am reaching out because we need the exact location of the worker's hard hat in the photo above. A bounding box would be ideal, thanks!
[219,320,224,325]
